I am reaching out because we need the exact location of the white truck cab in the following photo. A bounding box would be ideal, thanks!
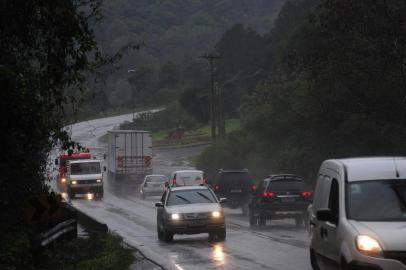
[66,159,105,199]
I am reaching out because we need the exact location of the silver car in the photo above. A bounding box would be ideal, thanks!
[155,186,227,242]
[140,175,168,199]
[309,157,406,270]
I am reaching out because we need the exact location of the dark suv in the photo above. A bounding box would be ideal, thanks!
[249,174,312,227]
[210,169,256,214]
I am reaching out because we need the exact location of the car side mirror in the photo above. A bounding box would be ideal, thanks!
[55,159,59,166]
[317,208,334,222]
[103,166,106,172]
[155,202,164,207]
[219,197,227,204]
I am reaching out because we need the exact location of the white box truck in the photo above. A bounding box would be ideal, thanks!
[107,130,152,180]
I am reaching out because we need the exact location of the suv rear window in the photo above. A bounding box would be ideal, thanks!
[267,180,304,191]
[217,172,251,186]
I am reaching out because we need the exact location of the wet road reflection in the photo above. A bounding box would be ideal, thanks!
[212,244,225,266]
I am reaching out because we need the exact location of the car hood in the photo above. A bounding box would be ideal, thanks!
[349,220,406,251]
[70,174,102,180]
[166,203,222,214]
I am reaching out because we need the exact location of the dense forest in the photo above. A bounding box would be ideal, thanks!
[76,0,286,117]
[197,0,406,183]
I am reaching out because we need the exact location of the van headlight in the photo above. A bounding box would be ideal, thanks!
[356,235,382,257]
[171,213,180,220]
[212,211,221,218]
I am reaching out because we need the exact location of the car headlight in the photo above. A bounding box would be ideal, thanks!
[171,213,180,220]
[61,178,66,183]
[212,211,221,218]
[71,180,77,185]
[96,179,102,183]
[356,235,382,257]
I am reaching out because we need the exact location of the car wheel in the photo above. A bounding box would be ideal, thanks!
[310,249,320,270]
[340,257,349,270]
[208,232,217,242]
[249,210,258,227]
[217,229,226,241]
[258,213,266,227]
[163,230,173,243]
[241,203,249,216]
[157,220,164,241]
[142,193,146,200]
[97,192,103,199]
[295,216,303,227]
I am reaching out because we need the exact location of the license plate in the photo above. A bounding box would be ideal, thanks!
[281,197,295,203]
[230,189,242,193]
[188,220,206,226]
[153,184,161,187]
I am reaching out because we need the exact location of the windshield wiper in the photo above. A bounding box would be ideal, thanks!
[197,192,213,202]
[176,195,191,204]
[392,185,406,210]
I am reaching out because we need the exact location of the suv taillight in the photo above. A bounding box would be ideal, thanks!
[260,192,274,197]
[250,184,257,192]
[301,191,312,197]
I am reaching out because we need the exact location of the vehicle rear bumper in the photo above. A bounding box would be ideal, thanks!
[259,203,308,217]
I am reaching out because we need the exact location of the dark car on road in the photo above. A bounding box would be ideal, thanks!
[249,174,312,227]
[210,169,256,214]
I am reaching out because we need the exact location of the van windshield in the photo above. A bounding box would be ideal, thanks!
[71,162,101,175]
[347,180,406,221]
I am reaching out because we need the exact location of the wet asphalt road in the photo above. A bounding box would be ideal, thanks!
[53,113,312,270]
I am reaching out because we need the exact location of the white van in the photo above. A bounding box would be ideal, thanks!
[170,170,205,187]
[309,157,406,270]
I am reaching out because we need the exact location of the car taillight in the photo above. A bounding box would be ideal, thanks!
[250,184,257,192]
[301,191,312,197]
[214,184,220,191]
[260,192,274,197]
[172,177,176,186]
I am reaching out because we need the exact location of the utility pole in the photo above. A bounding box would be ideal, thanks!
[200,53,222,142]
[127,69,136,122]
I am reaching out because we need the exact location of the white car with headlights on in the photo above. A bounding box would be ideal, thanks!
[140,175,168,199]
[155,186,226,242]
[309,157,406,270]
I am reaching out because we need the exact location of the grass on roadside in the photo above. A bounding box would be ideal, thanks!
[39,233,134,270]
[152,118,241,147]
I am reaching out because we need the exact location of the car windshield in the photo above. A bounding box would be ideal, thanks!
[146,176,168,183]
[71,162,101,175]
[166,189,217,206]
[347,180,406,221]
[267,180,304,191]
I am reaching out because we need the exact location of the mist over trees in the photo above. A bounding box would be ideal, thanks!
[198,0,406,182]
[77,0,287,116]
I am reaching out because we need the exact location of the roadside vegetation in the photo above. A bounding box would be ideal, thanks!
[197,0,406,183]
[40,234,134,270]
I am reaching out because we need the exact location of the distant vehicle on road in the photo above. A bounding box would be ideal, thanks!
[210,169,256,215]
[55,152,91,189]
[155,186,227,242]
[249,174,312,227]
[140,175,168,199]
[66,159,105,199]
[309,157,406,270]
[169,170,205,187]
[107,130,152,181]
